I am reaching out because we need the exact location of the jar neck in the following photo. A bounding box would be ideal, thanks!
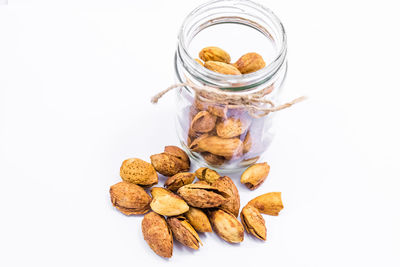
[176,0,287,92]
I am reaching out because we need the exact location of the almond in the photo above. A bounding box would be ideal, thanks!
[240,204,266,240]
[195,167,221,184]
[233,52,266,74]
[240,162,270,190]
[248,192,283,216]
[191,111,217,133]
[212,176,240,217]
[150,187,189,216]
[109,181,151,215]
[184,207,212,233]
[192,135,243,158]
[177,183,229,208]
[142,211,173,258]
[164,172,195,192]
[120,158,158,186]
[204,61,241,75]
[167,216,202,250]
[216,118,249,138]
[208,209,244,243]
[199,46,231,63]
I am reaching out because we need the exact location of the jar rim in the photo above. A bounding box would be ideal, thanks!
[177,0,287,92]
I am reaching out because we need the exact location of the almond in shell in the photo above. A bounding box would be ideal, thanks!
[233,52,266,74]
[199,46,231,63]
[120,158,158,186]
[177,183,229,208]
[240,204,266,240]
[216,118,249,138]
[167,216,202,250]
[191,135,243,158]
[142,211,173,258]
[208,209,244,243]
[109,181,151,215]
[240,162,270,190]
[184,207,212,233]
[195,167,221,184]
[248,192,284,216]
[150,187,189,216]
[212,176,240,217]
[204,61,241,75]
[191,111,217,133]
[164,172,195,192]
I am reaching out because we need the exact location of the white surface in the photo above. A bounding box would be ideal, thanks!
[1,1,399,266]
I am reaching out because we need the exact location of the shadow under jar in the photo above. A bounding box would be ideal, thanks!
[174,0,287,173]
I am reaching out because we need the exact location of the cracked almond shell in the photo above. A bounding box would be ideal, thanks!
[184,207,212,233]
[240,204,266,240]
[167,216,202,250]
[209,209,244,243]
[240,162,270,190]
[190,135,243,158]
[109,181,151,215]
[120,158,158,186]
[150,187,189,216]
[248,192,284,216]
[177,183,229,208]
[150,153,189,177]
[204,61,241,75]
[191,111,217,133]
[212,176,240,217]
[164,172,195,192]
[142,211,173,258]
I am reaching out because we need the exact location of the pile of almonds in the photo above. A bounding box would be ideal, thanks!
[185,46,271,168]
[109,145,284,258]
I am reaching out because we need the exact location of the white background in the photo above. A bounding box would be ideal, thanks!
[1,0,399,266]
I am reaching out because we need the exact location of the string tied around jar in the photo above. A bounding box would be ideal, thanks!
[151,80,306,119]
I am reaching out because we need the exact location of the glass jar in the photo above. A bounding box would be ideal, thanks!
[174,0,287,173]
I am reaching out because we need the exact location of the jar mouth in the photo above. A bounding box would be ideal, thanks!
[177,0,287,92]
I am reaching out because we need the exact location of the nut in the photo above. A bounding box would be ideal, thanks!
[199,46,231,63]
[120,158,158,186]
[109,181,151,215]
[164,172,195,192]
[142,211,173,258]
[190,135,243,158]
[240,162,270,190]
[202,152,226,166]
[195,167,221,184]
[191,111,217,133]
[151,146,190,176]
[150,187,189,216]
[194,99,227,118]
[212,176,240,217]
[216,118,249,138]
[248,192,283,216]
[184,207,212,233]
[242,131,252,154]
[177,183,229,208]
[204,61,241,75]
[233,52,266,74]
[208,209,244,243]
[240,204,266,240]
[167,216,202,250]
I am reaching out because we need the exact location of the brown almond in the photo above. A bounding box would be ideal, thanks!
[199,46,231,63]
[240,204,266,240]
[150,187,189,216]
[240,162,270,190]
[195,167,221,184]
[194,135,243,158]
[212,176,240,217]
[202,152,226,166]
[191,111,217,133]
[208,209,244,243]
[184,207,212,233]
[216,118,249,138]
[177,183,229,208]
[164,172,196,192]
[150,153,189,177]
[204,61,241,75]
[248,192,284,216]
[167,216,202,250]
[142,211,173,258]
[109,181,151,215]
[120,158,158,186]
[233,52,266,74]
[164,146,190,166]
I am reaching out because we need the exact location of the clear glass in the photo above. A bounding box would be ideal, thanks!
[174,0,287,173]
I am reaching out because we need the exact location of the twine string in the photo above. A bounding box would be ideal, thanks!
[151,81,306,118]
